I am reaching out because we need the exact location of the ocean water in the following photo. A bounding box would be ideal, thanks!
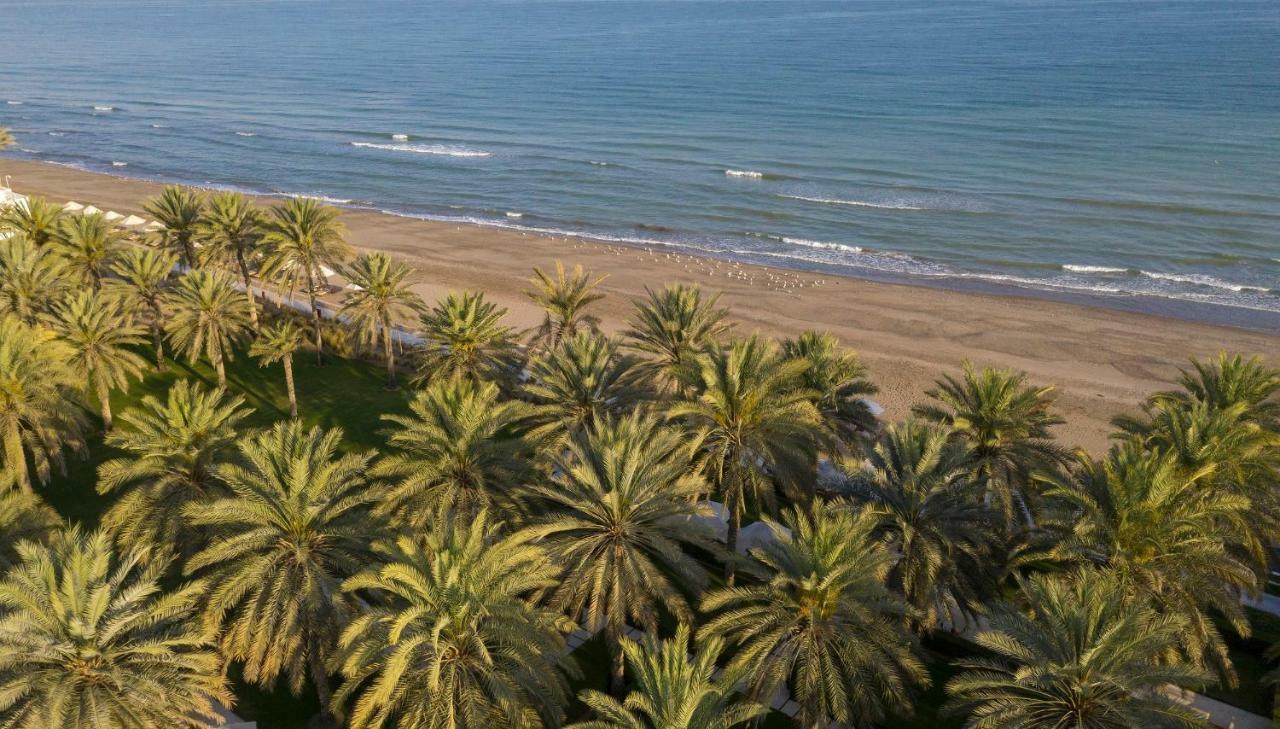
[1,0,1278,325]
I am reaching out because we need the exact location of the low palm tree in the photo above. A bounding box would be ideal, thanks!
[1144,352,1280,430]
[339,252,422,387]
[0,316,87,492]
[52,212,125,290]
[196,190,266,328]
[0,491,60,568]
[249,319,306,418]
[48,291,148,432]
[0,528,231,728]
[0,128,11,149]
[783,330,879,449]
[946,568,1210,729]
[0,234,66,324]
[0,195,65,247]
[186,421,383,729]
[109,246,177,369]
[375,376,531,527]
[413,290,521,387]
[523,332,646,451]
[262,197,351,363]
[701,502,927,729]
[623,283,732,394]
[570,625,764,729]
[165,270,254,387]
[145,184,205,269]
[331,512,575,729]
[519,413,719,691]
[526,261,606,352]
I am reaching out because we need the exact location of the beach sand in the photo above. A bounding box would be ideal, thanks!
[5,158,1276,454]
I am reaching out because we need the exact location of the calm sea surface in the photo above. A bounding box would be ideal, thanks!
[2,0,1278,324]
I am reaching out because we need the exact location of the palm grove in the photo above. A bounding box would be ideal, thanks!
[0,182,1278,729]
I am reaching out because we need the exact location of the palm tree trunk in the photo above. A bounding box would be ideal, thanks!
[382,312,396,389]
[305,267,324,365]
[609,626,627,696]
[237,251,259,330]
[725,497,741,587]
[283,354,298,419]
[309,643,339,729]
[98,382,113,432]
[180,238,195,271]
[150,310,166,371]
[214,351,226,388]
[3,421,30,494]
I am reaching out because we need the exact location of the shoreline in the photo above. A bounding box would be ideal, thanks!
[4,157,1278,453]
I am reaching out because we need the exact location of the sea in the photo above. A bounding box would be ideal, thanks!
[1,0,1278,328]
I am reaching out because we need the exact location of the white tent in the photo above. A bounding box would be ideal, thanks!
[344,282,365,291]
[735,520,791,555]
[103,210,124,222]
[120,215,147,227]
[63,201,84,211]
[683,500,728,542]
[319,264,337,279]
[82,205,102,216]
[143,221,166,232]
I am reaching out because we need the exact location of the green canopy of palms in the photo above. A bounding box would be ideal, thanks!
[332,512,574,729]
[0,491,60,569]
[48,291,148,431]
[519,412,718,688]
[165,269,254,387]
[0,316,87,492]
[262,197,351,362]
[186,421,382,726]
[526,261,606,352]
[570,625,764,729]
[523,332,646,452]
[0,195,65,247]
[249,319,306,418]
[1144,352,1280,430]
[109,246,177,369]
[0,128,12,149]
[623,283,732,394]
[339,252,422,387]
[945,568,1210,729]
[196,190,266,328]
[413,290,521,388]
[375,376,531,528]
[144,185,205,269]
[782,330,879,450]
[0,233,66,324]
[700,502,927,729]
[0,528,231,729]
[51,212,125,291]
[97,380,251,556]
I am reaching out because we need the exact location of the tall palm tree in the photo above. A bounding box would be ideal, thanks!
[52,212,124,290]
[1143,352,1280,430]
[262,197,351,363]
[0,528,231,729]
[0,316,87,493]
[0,234,66,324]
[109,246,177,369]
[700,502,927,729]
[331,512,575,729]
[249,319,306,418]
[48,291,148,432]
[144,184,205,270]
[914,363,1067,527]
[196,190,266,328]
[526,261,606,352]
[945,568,1210,729]
[519,413,719,690]
[165,269,254,387]
[0,491,60,569]
[186,421,383,729]
[339,252,422,387]
[97,380,251,556]
[668,335,823,583]
[570,625,764,729]
[783,330,879,449]
[0,195,65,247]
[623,283,732,394]
[375,376,531,528]
[413,290,521,387]
[523,332,646,451]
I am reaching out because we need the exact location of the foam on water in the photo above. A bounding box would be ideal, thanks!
[235,131,256,137]
[93,105,114,112]
[391,133,409,141]
[111,161,127,167]
[6,101,22,105]
[351,141,492,158]
[780,193,925,211]
[725,169,764,179]
[505,211,523,219]
[780,237,863,254]
[1063,264,1129,274]
[1140,270,1265,293]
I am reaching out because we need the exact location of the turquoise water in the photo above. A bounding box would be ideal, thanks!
[1,0,1277,324]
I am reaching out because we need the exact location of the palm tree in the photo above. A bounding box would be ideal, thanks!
[48,291,148,432]
[52,212,124,290]
[1143,352,1280,430]
[526,261,606,352]
[523,332,646,451]
[144,184,205,269]
[196,190,266,328]
[413,290,521,387]
[97,380,251,556]
[249,319,306,418]
[339,252,422,387]
[375,376,531,527]
[331,512,575,729]
[783,330,879,449]
[0,491,60,568]
[0,528,231,728]
[700,502,927,729]
[186,421,383,729]
[945,568,1210,729]
[668,335,823,583]
[262,197,351,363]
[914,363,1066,527]
[165,269,254,387]
[570,625,764,729]
[519,413,719,691]
[0,316,87,492]
[623,283,732,394]
[0,233,66,324]
[109,246,177,369]
[0,195,65,247]
[0,128,11,149]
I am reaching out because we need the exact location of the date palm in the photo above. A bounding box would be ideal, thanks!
[340,252,422,388]
[262,197,351,363]
[165,269,253,387]
[375,376,531,528]
[0,491,60,569]
[0,528,231,729]
[519,413,719,691]
[109,246,177,369]
[0,195,64,247]
[52,212,124,291]
[945,568,1209,729]
[249,319,306,418]
[1143,352,1280,430]
[332,512,575,729]
[196,190,266,328]
[0,128,11,149]
[700,502,927,729]
[523,332,646,451]
[526,261,606,352]
[48,291,148,432]
[413,290,520,387]
[144,184,205,270]
[623,283,732,394]
[186,421,383,728]
[570,625,764,729]
[783,330,879,450]
[0,234,66,324]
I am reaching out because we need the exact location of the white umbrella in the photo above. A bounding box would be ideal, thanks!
[82,205,102,216]
[103,211,124,222]
[120,215,146,228]
[63,201,84,211]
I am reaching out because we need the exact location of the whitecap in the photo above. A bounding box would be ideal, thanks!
[1140,270,1264,293]
[6,101,22,106]
[47,131,64,137]
[235,131,256,137]
[112,161,128,167]
[725,169,764,179]
[298,194,352,204]
[93,105,114,112]
[781,237,863,254]
[391,133,409,141]
[151,123,168,128]
[588,160,610,167]
[1062,264,1129,274]
[780,193,924,211]
[505,212,523,219]
[351,141,492,158]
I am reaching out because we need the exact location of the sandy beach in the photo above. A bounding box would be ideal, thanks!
[4,158,1276,453]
